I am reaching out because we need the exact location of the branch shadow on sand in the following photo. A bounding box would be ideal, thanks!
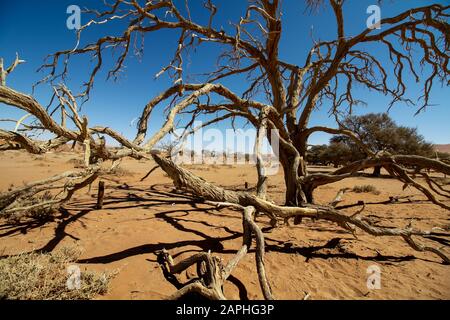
[0,182,445,300]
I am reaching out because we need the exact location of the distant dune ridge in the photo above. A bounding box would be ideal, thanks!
[434,144,450,154]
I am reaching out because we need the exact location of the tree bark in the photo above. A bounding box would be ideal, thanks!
[280,155,312,206]
[96,180,105,209]
[372,165,382,177]
[279,133,311,206]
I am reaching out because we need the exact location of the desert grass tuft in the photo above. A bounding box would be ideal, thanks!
[352,184,380,195]
[0,247,112,300]
[108,166,134,177]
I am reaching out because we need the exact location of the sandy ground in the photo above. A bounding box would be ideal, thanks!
[0,150,449,300]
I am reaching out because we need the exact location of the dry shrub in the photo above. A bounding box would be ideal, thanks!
[352,184,380,195]
[187,163,237,170]
[109,166,134,177]
[67,158,85,168]
[184,164,210,171]
[32,155,44,161]
[36,162,50,167]
[435,176,450,186]
[6,191,56,224]
[203,163,235,169]
[0,247,112,300]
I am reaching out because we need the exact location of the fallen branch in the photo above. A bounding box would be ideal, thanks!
[153,154,450,265]
[0,165,100,220]
[0,53,25,86]
[160,206,275,300]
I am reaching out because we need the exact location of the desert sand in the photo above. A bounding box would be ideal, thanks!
[0,149,449,300]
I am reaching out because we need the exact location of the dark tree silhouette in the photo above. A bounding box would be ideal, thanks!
[331,113,434,176]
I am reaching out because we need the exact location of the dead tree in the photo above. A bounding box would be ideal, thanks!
[0,1,449,299]
[0,53,25,87]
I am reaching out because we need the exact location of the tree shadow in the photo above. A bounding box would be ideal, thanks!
[0,206,93,259]
[227,275,249,300]
[36,207,94,253]
[75,203,249,298]
[1,181,444,300]
[264,237,422,263]
[0,219,48,238]
[77,207,243,264]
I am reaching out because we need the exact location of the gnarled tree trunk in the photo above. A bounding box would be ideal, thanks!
[372,165,382,177]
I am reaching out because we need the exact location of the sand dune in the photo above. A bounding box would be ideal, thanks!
[435,144,450,154]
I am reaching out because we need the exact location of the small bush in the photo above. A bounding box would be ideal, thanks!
[32,155,44,161]
[184,165,210,171]
[109,166,134,177]
[0,247,112,300]
[36,162,50,167]
[352,185,380,195]
[67,158,85,168]
[435,177,450,186]
[6,191,56,224]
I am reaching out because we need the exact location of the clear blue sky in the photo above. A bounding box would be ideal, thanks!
[0,0,449,149]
